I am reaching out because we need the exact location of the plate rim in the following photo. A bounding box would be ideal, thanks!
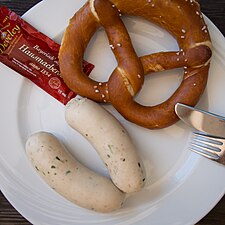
[0,0,225,224]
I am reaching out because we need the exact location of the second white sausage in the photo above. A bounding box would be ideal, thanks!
[65,97,145,193]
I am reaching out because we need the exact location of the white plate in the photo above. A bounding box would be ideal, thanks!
[1,0,225,224]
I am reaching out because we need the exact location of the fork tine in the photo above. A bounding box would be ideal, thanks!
[193,132,224,146]
[191,132,222,161]
[191,142,220,160]
[192,136,221,152]
[190,132,225,166]
[191,147,219,161]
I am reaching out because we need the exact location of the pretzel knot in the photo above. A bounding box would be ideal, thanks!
[59,0,212,129]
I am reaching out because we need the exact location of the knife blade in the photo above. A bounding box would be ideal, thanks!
[175,103,225,138]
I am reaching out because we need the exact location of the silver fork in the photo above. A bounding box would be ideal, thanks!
[190,132,225,166]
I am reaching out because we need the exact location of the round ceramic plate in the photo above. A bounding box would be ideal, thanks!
[0,0,225,224]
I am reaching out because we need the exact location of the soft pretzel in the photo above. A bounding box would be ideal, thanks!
[59,0,212,129]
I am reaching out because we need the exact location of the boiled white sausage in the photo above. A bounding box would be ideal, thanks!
[26,131,125,213]
[65,97,145,193]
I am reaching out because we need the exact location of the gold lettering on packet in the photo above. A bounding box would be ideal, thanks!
[0,15,21,54]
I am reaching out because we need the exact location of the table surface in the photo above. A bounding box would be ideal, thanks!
[0,0,225,224]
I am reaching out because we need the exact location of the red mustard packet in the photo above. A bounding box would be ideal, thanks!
[0,6,94,105]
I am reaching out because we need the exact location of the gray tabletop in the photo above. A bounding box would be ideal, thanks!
[0,0,225,224]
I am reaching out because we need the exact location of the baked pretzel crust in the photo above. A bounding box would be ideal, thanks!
[59,0,212,129]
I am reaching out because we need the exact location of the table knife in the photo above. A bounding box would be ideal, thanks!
[175,103,225,138]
